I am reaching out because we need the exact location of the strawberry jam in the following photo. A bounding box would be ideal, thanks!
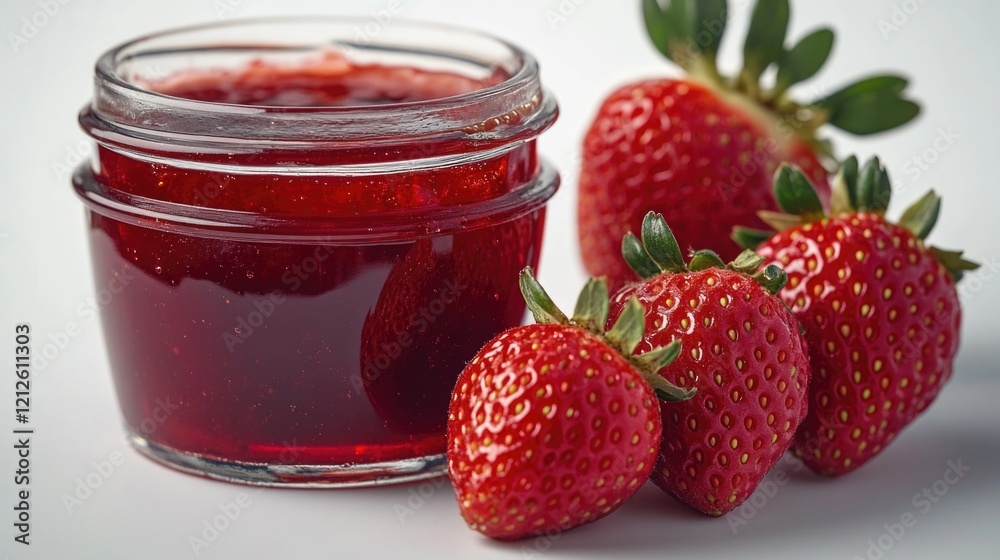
[73,20,558,486]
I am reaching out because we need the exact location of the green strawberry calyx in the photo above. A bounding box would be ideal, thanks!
[732,156,981,281]
[519,267,694,402]
[621,211,789,295]
[642,0,920,158]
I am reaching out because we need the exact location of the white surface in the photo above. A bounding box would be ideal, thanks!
[1,0,999,558]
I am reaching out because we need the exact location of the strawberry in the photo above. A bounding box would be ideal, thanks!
[360,215,542,435]
[579,0,920,288]
[447,268,693,539]
[608,212,811,516]
[734,157,979,476]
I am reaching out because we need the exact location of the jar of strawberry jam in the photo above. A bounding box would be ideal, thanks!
[73,19,558,486]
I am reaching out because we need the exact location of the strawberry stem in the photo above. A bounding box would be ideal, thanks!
[688,250,726,272]
[740,0,790,85]
[605,298,645,356]
[856,156,892,213]
[518,267,694,403]
[622,233,663,280]
[632,340,681,376]
[571,278,610,334]
[829,155,858,215]
[770,27,835,99]
[899,190,941,241]
[641,212,686,272]
[641,0,920,163]
[731,228,773,251]
[623,212,790,294]
[730,250,766,274]
[929,247,980,282]
[732,154,981,282]
[774,164,826,219]
[752,265,788,295]
[519,268,569,325]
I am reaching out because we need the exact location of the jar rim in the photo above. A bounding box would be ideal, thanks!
[73,160,559,244]
[84,17,558,153]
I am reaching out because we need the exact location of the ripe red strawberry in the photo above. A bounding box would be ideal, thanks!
[735,157,978,476]
[579,0,920,288]
[448,268,693,539]
[607,212,811,516]
[360,215,542,435]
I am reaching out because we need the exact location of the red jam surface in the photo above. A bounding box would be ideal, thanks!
[84,58,548,469]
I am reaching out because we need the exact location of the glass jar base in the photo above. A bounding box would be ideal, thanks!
[128,431,449,488]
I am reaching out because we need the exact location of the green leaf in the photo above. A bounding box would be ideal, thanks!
[742,0,790,80]
[519,267,569,325]
[899,190,941,240]
[688,249,726,271]
[757,210,803,232]
[732,227,774,250]
[816,75,919,136]
[831,155,859,214]
[669,0,694,40]
[827,94,921,136]
[775,28,834,92]
[622,232,663,280]
[856,156,877,210]
[773,165,825,216]
[870,163,892,213]
[729,249,766,273]
[841,155,859,189]
[753,264,788,295]
[633,340,682,373]
[856,156,892,212]
[571,277,610,333]
[930,247,980,282]
[815,75,909,110]
[643,0,699,69]
[605,297,646,356]
[692,0,728,58]
[643,0,676,63]
[642,372,697,402]
[641,212,687,272]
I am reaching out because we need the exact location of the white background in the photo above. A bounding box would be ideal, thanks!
[2,0,999,558]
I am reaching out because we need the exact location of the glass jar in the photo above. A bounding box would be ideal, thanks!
[72,18,559,487]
